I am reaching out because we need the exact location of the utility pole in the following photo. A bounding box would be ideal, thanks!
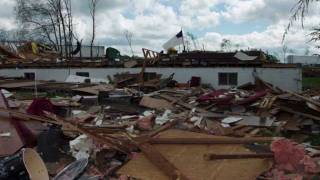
[181,28,186,52]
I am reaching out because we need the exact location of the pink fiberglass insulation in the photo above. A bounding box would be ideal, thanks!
[271,139,317,173]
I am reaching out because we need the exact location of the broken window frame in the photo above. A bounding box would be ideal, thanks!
[218,72,238,86]
[24,72,35,80]
[76,72,90,77]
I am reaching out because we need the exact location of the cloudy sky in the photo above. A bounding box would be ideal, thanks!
[1,0,320,60]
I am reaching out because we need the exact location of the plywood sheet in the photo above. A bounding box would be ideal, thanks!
[118,130,272,180]
[72,84,113,95]
[139,96,172,110]
[0,117,24,157]
[0,92,24,157]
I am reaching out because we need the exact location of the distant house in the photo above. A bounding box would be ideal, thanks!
[287,55,320,66]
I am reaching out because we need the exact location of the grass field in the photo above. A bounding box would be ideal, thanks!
[303,77,320,89]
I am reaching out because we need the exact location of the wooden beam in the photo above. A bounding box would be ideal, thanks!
[276,105,320,121]
[286,90,320,107]
[0,108,57,124]
[44,112,132,154]
[138,143,190,180]
[159,94,209,113]
[204,153,274,160]
[149,137,275,145]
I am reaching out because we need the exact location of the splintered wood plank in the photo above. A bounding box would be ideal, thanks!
[118,130,272,180]
[139,143,190,180]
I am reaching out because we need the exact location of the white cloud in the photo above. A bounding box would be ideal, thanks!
[198,19,320,62]
[0,0,16,30]
[0,0,320,57]
[179,0,221,28]
[222,0,266,23]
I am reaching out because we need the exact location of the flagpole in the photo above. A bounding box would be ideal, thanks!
[181,28,186,52]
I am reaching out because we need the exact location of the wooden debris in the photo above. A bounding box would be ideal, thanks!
[138,143,190,180]
[149,136,275,145]
[286,90,320,107]
[276,105,320,121]
[139,96,173,110]
[72,84,113,95]
[205,120,233,136]
[0,108,57,124]
[118,129,272,180]
[237,116,275,127]
[159,94,209,113]
[44,112,132,154]
[124,60,138,68]
[204,153,274,160]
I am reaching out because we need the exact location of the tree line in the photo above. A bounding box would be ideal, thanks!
[14,0,99,59]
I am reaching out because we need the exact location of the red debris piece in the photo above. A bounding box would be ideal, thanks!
[136,114,156,131]
[268,169,303,180]
[271,139,317,173]
[197,89,234,105]
[235,90,267,105]
[27,98,55,116]
[197,89,267,106]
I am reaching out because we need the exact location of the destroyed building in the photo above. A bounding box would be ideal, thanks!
[0,42,302,92]
[0,40,318,180]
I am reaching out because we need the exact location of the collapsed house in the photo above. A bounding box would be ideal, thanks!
[0,41,317,180]
[0,42,302,92]
[0,73,318,179]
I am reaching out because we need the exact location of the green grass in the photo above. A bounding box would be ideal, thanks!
[14,91,47,100]
[303,77,320,90]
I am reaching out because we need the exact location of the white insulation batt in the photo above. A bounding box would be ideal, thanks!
[69,134,94,160]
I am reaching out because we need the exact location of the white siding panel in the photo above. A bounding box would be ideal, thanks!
[0,67,302,92]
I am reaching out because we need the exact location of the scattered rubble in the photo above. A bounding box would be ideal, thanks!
[0,74,319,180]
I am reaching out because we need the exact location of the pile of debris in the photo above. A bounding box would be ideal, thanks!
[0,41,59,64]
[0,74,319,180]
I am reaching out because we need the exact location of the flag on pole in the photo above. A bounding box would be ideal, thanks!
[162,30,184,50]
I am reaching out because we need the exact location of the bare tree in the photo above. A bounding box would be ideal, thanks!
[235,43,241,50]
[15,0,76,58]
[63,0,73,59]
[57,0,68,58]
[124,30,134,57]
[304,47,310,55]
[220,38,232,52]
[283,0,319,41]
[282,44,288,63]
[309,27,320,49]
[187,32,198,50]
[0,30,9,41]
[89,0,99,59]
[16,0,57,45]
